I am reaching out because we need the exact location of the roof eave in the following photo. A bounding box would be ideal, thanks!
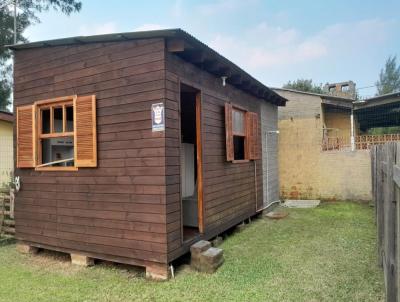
[6,28,287,106]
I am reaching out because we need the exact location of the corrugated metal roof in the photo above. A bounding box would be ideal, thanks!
[0,110,13,123]
[6,28,286,106]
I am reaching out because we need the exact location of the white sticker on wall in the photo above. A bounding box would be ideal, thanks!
[151,103,165,132]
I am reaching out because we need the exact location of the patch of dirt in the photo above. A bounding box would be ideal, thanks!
[21,249,84,275]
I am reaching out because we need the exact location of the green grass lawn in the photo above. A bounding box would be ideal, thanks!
[0,202,384,302]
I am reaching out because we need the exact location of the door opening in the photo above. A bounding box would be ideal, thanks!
[180,84,203,241]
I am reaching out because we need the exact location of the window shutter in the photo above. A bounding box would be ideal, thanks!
[16,105,36,168]
[74,95,97,167]
[246,112,260,160]
[225,103,234,161]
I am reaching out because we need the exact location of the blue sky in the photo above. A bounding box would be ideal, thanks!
[23,0,400,97]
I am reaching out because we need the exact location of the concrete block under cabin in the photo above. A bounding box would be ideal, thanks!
[16,243,39,254]
[190,240,211,270]
[190,241,224,273]
[70,254,95,267]
[9,29,286,280]
[198,248,224,273]
[145,263,170,281]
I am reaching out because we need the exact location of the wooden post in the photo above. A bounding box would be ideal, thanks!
[196,92,204,234]
[384,143,397,301]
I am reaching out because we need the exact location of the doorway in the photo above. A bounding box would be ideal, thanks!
[180,83,203,241]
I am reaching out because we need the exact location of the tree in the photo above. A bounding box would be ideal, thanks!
[376,55,400,96]
[282,79,324,94]
[0,0,82,111]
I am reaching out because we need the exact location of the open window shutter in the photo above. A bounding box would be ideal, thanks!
[16,105,36,168]
[225,103,234,161]
[246,112,260,160]
[74,95,97,167]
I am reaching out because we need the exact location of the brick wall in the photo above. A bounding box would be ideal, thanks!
[276,89,372,201]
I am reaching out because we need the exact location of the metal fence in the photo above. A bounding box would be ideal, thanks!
[371,142,400,302]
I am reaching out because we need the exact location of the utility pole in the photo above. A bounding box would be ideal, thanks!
[13,0,17,44]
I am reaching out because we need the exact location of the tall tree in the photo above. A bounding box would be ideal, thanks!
[283,79,324,94]
[0,0,82,111]
[376,55,400,96]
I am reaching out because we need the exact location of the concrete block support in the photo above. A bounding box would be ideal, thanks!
[16,243,39,254]
[190,240,211,271]
[190,240,224,273]
[199,247,224,273]
[70,254,95,267]
[145,262,170,280]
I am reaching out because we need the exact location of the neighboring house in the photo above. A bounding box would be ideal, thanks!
[8,29,286,279]
[275,84,400,202]
[0,110,13,189]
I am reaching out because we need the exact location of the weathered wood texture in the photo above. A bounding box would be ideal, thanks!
[0,188,15,235]
[13,38,276,269]
[165,52,265,261]
[371,142,399,302]
[13,38,170,267]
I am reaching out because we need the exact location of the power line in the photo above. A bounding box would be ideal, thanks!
[357,85,378,90]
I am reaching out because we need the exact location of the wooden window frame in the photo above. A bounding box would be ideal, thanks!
[232,107,248,162]
[225,102,259,163]
[35,95,78,171]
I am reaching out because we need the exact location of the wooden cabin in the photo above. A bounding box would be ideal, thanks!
[9,29,286,279]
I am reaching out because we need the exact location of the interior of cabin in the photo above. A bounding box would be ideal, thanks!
[180,84,201,241]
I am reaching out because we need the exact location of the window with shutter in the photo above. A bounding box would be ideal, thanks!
[246,112,260,160]
[74,95,97,167]
[224,102,260,162]
[225,103,234,161]
[16,105,36,168]
[16,94,97,170]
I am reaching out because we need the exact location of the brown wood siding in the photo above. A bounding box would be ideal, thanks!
[165,52,264,262]
[13,38,169,266]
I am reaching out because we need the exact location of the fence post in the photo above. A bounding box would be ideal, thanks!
[396,144,400,302]
[376,145,384,267]
[385,143,397,301]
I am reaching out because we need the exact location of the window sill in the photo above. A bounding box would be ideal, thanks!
[231,160,250,164]
[35,166,78,171]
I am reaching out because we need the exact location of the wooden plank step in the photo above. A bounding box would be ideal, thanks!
[4,219,15,226]
[3,227,15,234]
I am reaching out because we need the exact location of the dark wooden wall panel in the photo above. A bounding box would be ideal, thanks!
[165,53,264,262]
[13,38,169,266]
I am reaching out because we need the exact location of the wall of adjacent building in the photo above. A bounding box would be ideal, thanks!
[323,108,352,142]
[260,101,279,205]
[275,89,372,201]
[0,120,13,188]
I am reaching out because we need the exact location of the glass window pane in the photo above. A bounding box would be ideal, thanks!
[66,106,74,132]
[41,109,50,134]
[232,109,244,134]
[53,107,63,133]
[41,137,74,167]
[233,136,245,160]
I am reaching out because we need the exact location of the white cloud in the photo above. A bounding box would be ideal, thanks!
[133,23,165,32]
[197,0,258,16]
[172,0,183,18]
[78,22,118,36]
[208,18,393,72]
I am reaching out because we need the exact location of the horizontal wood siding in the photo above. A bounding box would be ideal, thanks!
[165,53,264,261]
[13,39,169,266]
